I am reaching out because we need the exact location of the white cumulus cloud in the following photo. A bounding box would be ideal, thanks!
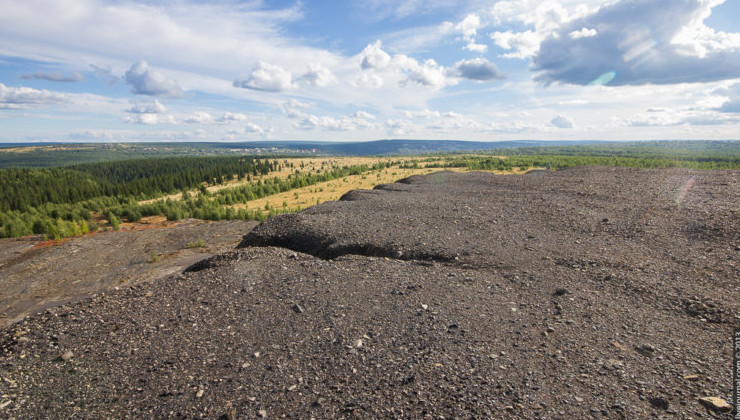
[126,99,168,114]
[244,122,265,134]
[444,13,489,53]
[233,61,295,92]
[288,106,377,132]
[464,42,488,53]
[353,73,385,88]
[551,115,575,128]
[0,83,69,109]
[453,58,505,81]
[125,60,184,97]
[352,110,376,120]
[217,112,249,123]
[281,99,312,119]
[403,58,454,88]
[449,14,482,42]
[123,99,175,124]
[491,30,541,59]
[296,113,375,131]
[184,111,214,124]
[122,113,176,125]
[716,82,740,113]
[360,40,392,70]
[299,64,337,87]
[569,27,597,39]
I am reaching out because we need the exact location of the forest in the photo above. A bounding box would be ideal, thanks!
[0,153,385,239]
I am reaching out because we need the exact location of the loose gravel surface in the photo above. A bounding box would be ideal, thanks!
[0,220,257,327]
[1,167,739,419]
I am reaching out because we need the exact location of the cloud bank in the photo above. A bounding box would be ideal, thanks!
[532,0,740,85]
[358,41,505,89]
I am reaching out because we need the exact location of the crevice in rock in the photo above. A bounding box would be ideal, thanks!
[235,230,456,265]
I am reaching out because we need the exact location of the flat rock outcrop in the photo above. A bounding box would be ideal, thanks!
[0,220,258,327]
[1,167,739,419]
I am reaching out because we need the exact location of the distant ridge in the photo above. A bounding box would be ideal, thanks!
[199,139,603,156]
[313,139,601,155]
[0,140,599,155]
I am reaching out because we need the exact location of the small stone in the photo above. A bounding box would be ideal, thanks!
[636,343,656,356]
[195,389,204,398]
[603,359,623,370]
[683,374,700,381]
[253,352,260,358]
[421,304,428,311]
[553,288,569,296]
[697,397,731,412]
[60,351,74,361]
[258,409,268,417]
[288,384,297,391]
[292,304,304,314]
[222,403,236,420]
[354,339,363,348]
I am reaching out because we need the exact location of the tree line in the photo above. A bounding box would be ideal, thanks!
[0,156,277,212]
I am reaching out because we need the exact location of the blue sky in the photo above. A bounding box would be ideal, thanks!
[1,0,739,142]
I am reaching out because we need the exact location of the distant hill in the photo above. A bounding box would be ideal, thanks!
[213,139,603,156]
[0,140,602,167]
[314,139,596,155]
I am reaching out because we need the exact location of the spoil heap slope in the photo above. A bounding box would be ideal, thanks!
[2,167,739,419]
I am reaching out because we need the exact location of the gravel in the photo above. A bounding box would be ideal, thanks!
[0,220,258,327]
[1,167,738,419]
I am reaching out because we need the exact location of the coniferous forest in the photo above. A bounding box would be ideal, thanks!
[0,153,383,239]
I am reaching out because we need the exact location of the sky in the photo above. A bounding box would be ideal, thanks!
[1,0,739,143]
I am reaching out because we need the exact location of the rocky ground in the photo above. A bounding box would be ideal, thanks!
[0,220,257,327]
[1,167,739,419]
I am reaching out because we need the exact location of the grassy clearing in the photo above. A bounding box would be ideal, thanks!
[231,159,531,216]
[138,156,406,205]
[136,155,532,217]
